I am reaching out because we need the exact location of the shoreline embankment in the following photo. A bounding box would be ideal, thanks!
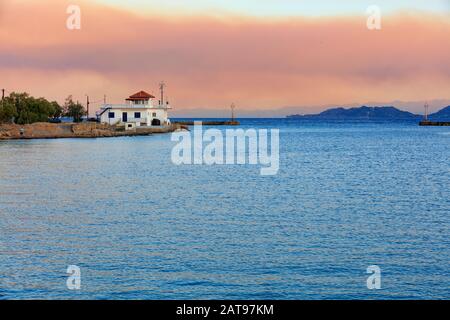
[0,122,187,140]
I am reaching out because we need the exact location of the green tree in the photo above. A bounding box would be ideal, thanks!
[0,92,83,124]
[0,100,17,123]
[2,92,60,124]
[64,95,86,122]
[50,101,63,119]
[5,92,29,124]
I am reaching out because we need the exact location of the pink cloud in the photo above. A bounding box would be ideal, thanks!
[0,0,449,114]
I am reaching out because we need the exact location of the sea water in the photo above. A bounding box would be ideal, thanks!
[0,119,449,299]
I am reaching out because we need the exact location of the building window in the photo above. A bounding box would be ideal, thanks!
[108,112,115,118]
[152,112,157,117]
[134,112,141,119]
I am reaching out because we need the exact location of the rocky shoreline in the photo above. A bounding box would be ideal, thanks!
[0,122,187,140]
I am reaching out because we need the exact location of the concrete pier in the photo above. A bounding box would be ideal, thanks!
[419,121,450,126]
[174,120,240,126]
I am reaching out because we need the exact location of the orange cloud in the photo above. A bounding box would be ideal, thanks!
[1,0,449,115]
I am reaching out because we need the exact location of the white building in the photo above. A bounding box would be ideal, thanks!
[97,90,171,129]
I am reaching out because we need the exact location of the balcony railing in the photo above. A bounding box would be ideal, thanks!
[102,103,171,109]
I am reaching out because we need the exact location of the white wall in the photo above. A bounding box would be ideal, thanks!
[100,107,169,126]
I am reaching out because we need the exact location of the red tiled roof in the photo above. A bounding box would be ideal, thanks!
[126,90,155,100]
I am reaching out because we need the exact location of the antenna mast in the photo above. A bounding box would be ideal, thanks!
[159,81,166,106]
[231,103,236,122]
[424,102,429,121]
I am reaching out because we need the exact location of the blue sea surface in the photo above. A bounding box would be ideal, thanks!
[0,119,449,299]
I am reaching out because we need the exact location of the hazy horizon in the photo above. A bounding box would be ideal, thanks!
[170,99,450,118]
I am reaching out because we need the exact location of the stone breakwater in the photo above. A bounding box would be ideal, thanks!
[0,122,187,140]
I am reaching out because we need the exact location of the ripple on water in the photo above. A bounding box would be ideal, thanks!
[0,120,449,299]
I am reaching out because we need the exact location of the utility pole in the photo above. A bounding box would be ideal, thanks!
[104,94,106,104]
[86,95,90,119]
[231,103,236,122]
[159,81,166,106]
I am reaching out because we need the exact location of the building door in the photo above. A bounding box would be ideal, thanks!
[152,118,161,126]
[122,112,128,122]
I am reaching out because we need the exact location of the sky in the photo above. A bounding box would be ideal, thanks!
[0,0,449,117]
[93,0,450,17]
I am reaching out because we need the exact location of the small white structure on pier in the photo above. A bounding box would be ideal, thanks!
[97,89,171,129]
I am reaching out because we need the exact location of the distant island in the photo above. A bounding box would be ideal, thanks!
[428,106,450,121]
[287,106,450,120]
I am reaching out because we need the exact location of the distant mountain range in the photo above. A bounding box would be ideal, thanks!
[428,106,450,120]
[287,106,450,120]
